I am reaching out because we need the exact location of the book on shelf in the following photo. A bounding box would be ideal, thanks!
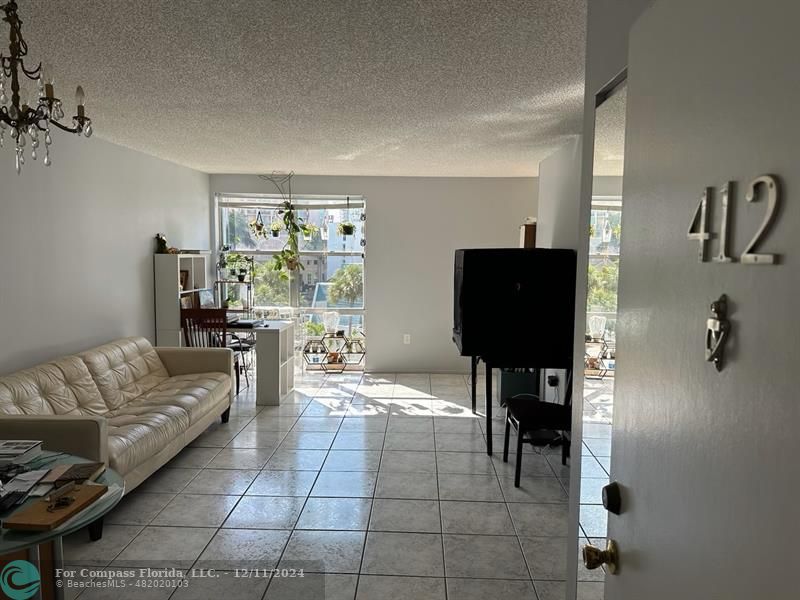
[0,440,42,465]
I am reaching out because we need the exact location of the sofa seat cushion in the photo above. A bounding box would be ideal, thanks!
[132,373,231,425]
[106,405,191,475]
[80,337,169,411]
[0,356,108,416]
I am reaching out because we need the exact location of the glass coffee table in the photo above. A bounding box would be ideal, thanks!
[0,452,124,600]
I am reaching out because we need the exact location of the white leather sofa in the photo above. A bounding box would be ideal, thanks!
[0,337,234,493]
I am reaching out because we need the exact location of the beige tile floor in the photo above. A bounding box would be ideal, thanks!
[62,370,604,599]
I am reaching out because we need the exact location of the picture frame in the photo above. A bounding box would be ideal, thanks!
[179,295,194,309]
[197,289,216,309]
[179,269,189,291]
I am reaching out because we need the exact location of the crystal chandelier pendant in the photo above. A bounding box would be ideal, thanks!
[0,1,93,173]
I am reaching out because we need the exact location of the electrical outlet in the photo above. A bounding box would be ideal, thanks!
[403,334,411,345]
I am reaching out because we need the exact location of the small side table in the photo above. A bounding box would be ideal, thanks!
[0,453,124,600]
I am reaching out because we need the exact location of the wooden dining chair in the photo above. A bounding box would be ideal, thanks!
[180,308,246,394]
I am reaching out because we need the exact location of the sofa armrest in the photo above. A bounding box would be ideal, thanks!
[155,347,234,377]
[0,415,108,464]
[156,348,235,405]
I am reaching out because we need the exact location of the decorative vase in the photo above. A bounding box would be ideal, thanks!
[323,311,340,333]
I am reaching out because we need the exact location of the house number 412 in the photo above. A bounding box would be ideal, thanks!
[687,174,781,264]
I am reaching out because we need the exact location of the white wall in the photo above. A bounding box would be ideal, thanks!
[537,138,623,251]
[593,176,623,198]
[537,137,583,249]
[210,175,538,372]
[0,132,210,374]
[566,1,653,598]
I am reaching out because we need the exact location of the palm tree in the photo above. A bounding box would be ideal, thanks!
[328,264,363,333]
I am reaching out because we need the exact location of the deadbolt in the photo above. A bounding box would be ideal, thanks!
[582,539,619,575]
[602,481,622,515]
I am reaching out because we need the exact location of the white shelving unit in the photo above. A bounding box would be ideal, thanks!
[254,320,296,405]
[154,253,210,346]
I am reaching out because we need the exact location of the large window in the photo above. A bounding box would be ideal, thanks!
[215,194,366,349]
[587,198,621,337]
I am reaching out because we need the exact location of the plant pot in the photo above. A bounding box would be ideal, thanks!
[237,274,246,282]
[340,224,355,236]
[229,269,237,276]
[272,230,280,237]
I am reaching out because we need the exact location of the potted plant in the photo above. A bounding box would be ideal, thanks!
[302,223,319,241]
[249,212,266,238]
[258,173,309,279]
[338,222,355,236]
[237,270,246,282]
[226,252,242,276]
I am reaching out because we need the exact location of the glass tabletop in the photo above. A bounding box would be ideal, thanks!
[0,452,124,553]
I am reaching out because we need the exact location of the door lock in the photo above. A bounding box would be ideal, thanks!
[705,294,730,371]
[582,539,620,575]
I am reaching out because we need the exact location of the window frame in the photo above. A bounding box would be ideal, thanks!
[213,193,366,317]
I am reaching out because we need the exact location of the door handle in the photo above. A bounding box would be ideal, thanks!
[705,294,730,371]
[582,539,619,574]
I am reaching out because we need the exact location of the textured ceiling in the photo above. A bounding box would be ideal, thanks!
[20,0,586,176]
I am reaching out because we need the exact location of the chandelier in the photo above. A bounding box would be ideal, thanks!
[0,0,92,173]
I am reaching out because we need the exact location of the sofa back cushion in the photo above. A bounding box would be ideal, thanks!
[79,338,169,410]
[0,356,108,416]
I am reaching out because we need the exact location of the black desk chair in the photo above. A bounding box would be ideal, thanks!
[226,333,253,390]
[502,371,572,487]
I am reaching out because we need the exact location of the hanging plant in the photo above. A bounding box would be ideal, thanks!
[338,196,356,236]
[271,220,283,237]
[249,212,267,238]
[257,172,312,279]
[303,223,320,241]
[338,222,355,236]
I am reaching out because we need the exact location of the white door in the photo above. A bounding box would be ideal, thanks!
[605,1,799,598]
